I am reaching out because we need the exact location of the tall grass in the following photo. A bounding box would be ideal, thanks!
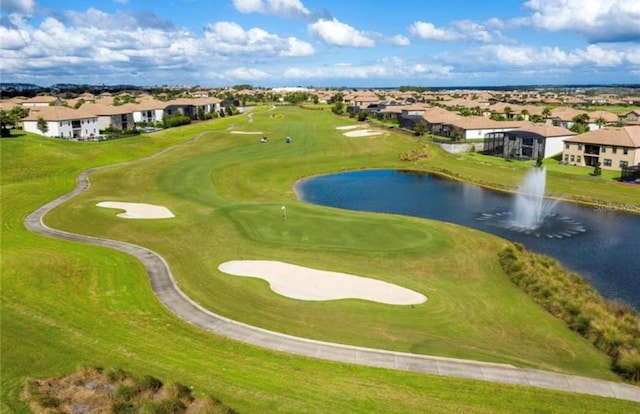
[499,243,640,382]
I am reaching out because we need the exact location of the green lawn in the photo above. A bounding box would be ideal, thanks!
[2,108,639,413]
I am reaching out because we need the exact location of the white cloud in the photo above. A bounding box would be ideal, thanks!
[0,0,35,14]
[438,43,638,72]
[224,67,270,80]
[282,56,453,80]
[204,21,314,56]
[232,0,311,20]
[409,20,499,42]
[524,0,640,42]
[409,22,459,41]
[281,37,315,56]
[389,34,410,46]
[308,18,375,47]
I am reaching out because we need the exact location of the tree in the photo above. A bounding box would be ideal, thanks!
[595,117,607,129]
[0,109,20,137]
[570,113,590,134]
[592,162,602,176]
[331,101,344,115]
[542,107,551,118]
[37,117,48,135]
[414,123,426,137]
[530,114,544,123]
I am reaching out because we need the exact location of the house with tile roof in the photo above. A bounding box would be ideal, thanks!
[439,116,524,140]
[485,124,576,160]
[23,106,99,139]
[562,126,640,170]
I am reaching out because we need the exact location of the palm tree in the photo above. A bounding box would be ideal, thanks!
[595,117,607,129]
[542,107,551,118]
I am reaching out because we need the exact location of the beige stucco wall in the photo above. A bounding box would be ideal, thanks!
[562,142,639,170]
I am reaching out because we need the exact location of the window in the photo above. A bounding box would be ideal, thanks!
[620,161,629,168]
[604,159,612,167]
[565,143,570,149]
[612,146,617,154]
[601,146,606,153]
[578,144,583,150]
[570,155,575,162]
[623,148,629,155]
[564,154,569,162]
[576,155,581,163]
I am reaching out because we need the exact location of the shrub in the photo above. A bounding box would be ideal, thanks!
[113,402,137,414]
[163,115,191,128]
[613,349,640,382]
[115,384,139,401]
[137,375,163,392]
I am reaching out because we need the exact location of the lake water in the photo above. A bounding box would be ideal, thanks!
[295,169,640,310]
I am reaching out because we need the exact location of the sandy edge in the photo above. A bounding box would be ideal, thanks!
[343,129,383,137]
[336,125,361,130]
[97,202,175,219]
[218,260,426,305]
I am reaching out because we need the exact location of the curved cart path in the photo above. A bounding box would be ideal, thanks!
[24,151,640,404]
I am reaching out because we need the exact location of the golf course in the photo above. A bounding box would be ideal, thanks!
[2,105,639,413]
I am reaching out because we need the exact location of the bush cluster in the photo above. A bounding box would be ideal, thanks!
[163,115,191,128]
[399,145,429,162]
[499,243,640,382]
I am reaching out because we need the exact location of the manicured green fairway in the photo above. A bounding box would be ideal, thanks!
[2,107,638,413]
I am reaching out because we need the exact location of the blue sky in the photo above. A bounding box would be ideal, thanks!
[1,0,639,87]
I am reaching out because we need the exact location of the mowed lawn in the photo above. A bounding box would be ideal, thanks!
[2,106,638,413]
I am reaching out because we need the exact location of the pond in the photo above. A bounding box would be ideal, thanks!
[295,169,640,310]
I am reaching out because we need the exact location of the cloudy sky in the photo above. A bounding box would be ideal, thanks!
[1,0,639,87]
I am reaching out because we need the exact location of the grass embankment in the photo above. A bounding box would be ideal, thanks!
[2,107,639,413]
[499,244,640,383]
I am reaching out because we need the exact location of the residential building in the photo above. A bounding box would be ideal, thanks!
[23,106,99,139]
[562,126,640,169]
[485,124,575,160]
[439,116,523,140]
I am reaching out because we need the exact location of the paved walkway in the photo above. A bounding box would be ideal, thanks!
[24,164,640,404]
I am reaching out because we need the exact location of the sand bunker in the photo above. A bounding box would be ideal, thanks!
[218,260,426,305]
[336,125,360,130]
[343,129,383,137]
[230,131,263,134]
[96,202,175,219]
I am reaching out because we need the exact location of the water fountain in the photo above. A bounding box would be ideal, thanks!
[477,167,585,238]
[511,167,555,229]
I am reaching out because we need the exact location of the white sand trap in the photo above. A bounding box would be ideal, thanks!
[97,202,175,219]
[230,131,263,134]
[336,125,361,130]
[218,260,426,305]
[344,129,383,137]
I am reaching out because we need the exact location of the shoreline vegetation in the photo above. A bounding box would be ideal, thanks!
[3,105,640,412]
[499,244,640,383]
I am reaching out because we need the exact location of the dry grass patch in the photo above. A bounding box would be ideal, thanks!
[21,366,237,414]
